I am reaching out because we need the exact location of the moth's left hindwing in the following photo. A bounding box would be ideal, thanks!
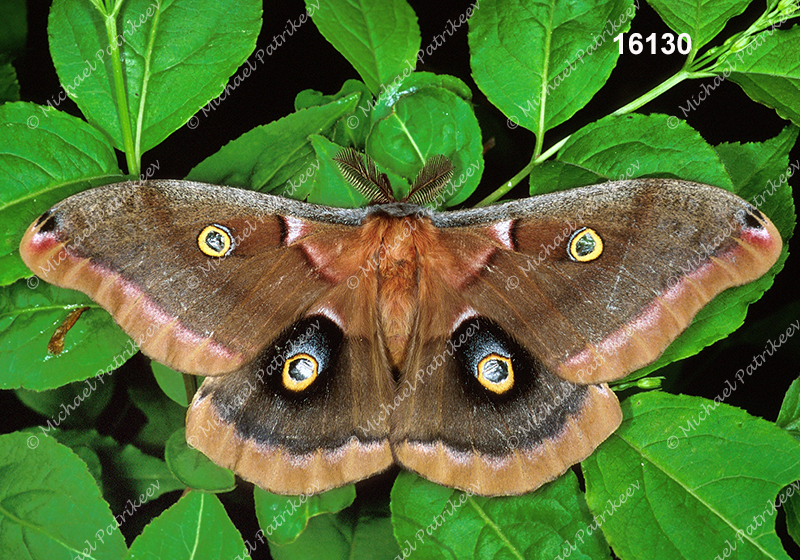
[187,303,396,495]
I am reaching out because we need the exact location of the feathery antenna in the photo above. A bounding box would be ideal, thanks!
[406,154,455,206]
[333,148,395,203]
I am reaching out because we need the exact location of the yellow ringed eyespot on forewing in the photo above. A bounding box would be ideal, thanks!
[568,227,603,262]
[198,224,233,257]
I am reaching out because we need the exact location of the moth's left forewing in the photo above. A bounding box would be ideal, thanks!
[19,180,371,376]
[436,179,782,384]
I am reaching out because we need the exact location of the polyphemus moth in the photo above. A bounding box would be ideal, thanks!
[19,151,782,496]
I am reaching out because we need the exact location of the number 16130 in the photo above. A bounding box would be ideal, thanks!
[614,32,691,55]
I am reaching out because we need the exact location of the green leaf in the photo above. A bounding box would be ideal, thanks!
[295,74,473,152]
[44,429,184,510]
[255,484,355,545]
[19,428,104,487]
[647,0,752,51]
[295,79,373,148]
[528,161,619,196]
[151,361,200,407]
[165,429,235,492]
[0,251,30,286]
[0,279,134,390]
[0,0,27,58]
[555,113,734,190]
[366,87,483,207]
[128,383,187,452]
[0,62,20,104]
[306,136,369,207]
[777,375,800,441]
[656,300,800,397]
[15,377,115,427]
[729,26,800,128]
[391,470,611,559]
[270,498,398,560]
[366,72,473,125]
[307,0,420,95]
[715,124,799,238]
[726,299,800,345]
[470,0,633,135]
[48,0,262,155]
[583,392,800,560]
[0,102,122,271]
[186,94,359,194]
[125,491,245,560]
[0,431,127,560]
[97,441,183,503]
[295,81,366,112]
[786,491,800,547]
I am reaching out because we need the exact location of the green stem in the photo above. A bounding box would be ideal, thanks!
[183,374,198,406]
[475,136,569,207]
[612,70,691,116]
[474,163,533,208]
[475,1,800,208]
[100,3,138,176]
[476,68,695,207]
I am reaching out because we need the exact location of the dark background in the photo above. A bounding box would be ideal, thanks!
[8,0,800,558]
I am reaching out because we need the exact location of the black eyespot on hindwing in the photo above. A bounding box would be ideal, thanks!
[443,317,589,453]
[203,315,349,453]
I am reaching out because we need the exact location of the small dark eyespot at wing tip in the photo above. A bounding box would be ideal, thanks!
[743,206,766,230]
[35,210,57,233]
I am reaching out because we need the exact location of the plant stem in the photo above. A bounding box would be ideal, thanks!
[478,68,692,206]
[474,164,532,208]
[613,70,692,116]
[474,0,800,207]
[475,136,569,207]
[476,68,696,207]
[99,3,139,176]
